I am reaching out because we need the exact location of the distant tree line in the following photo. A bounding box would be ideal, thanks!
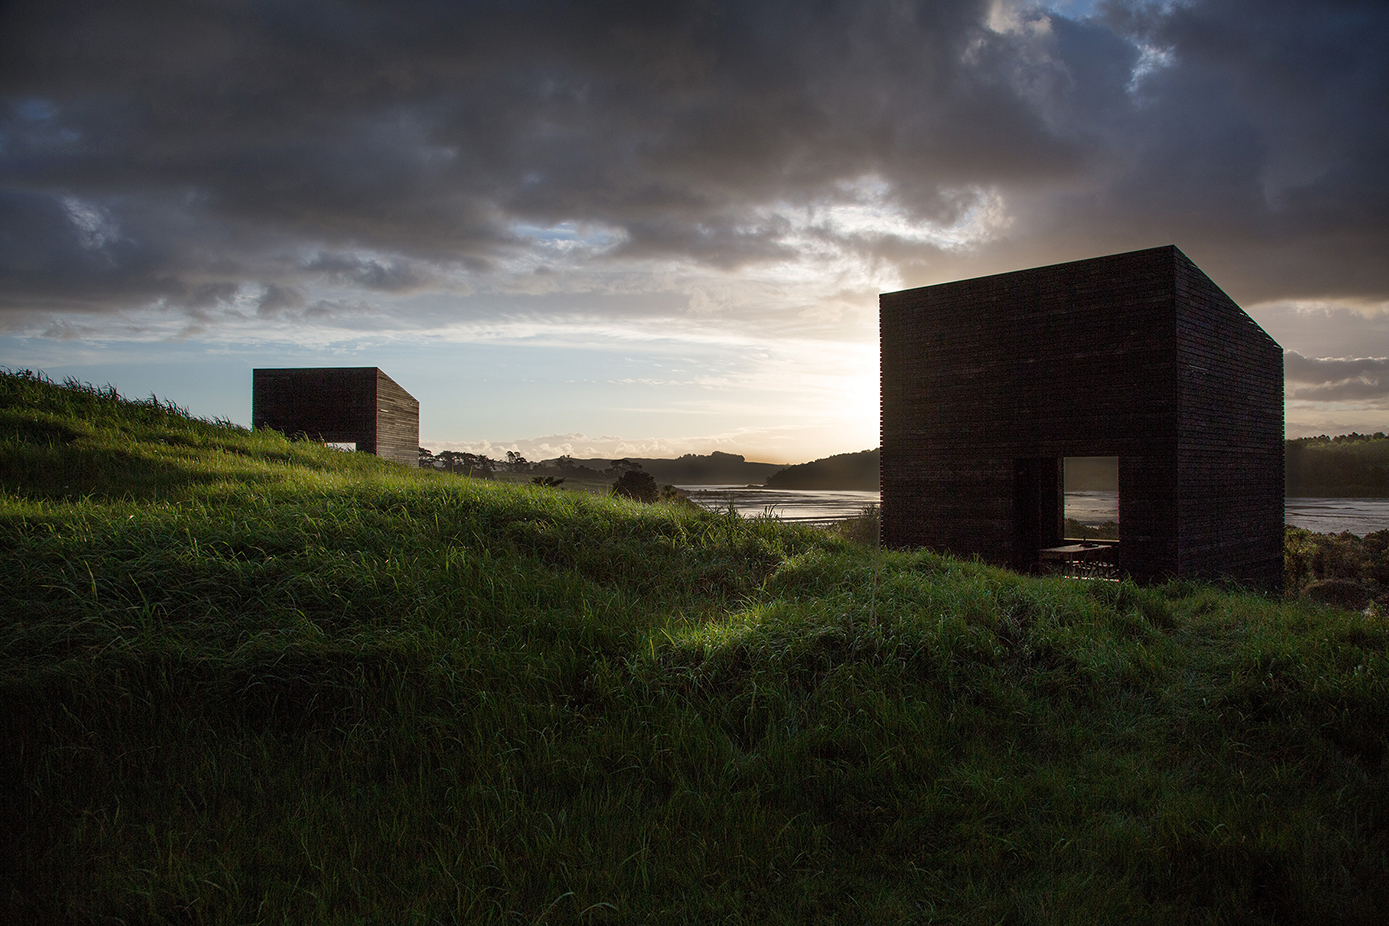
[765,438,1389,496]
[1286,433,1389,497]
[525,451,779,485]
[417,448,533,478]
[415,448,683,502]
[766,449,879,490]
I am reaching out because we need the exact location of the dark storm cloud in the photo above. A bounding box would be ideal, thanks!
[1285,350,1389,403]
[1,0,1387,320]
[986,0,1389,302]
[300,253,436,292]
[255,284,304,318]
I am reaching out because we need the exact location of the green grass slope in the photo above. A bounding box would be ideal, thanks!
[3,369,1388,924]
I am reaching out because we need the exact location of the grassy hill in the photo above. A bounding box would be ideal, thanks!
[3,369,1388,924]
[765,448,879,490]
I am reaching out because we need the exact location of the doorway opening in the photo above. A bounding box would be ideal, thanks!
[1013,458,1063,572]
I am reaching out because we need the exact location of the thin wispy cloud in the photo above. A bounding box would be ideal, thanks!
[1286,351,1389,404]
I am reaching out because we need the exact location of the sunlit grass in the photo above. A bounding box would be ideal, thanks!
[3,368,1388,924]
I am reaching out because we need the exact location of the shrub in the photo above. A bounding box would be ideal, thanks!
[611,469,658,503]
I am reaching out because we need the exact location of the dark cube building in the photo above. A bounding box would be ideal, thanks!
[880,245,1283,588]
[252,368,419,467]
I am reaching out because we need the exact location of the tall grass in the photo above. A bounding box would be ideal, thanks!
[3,369,1388,924]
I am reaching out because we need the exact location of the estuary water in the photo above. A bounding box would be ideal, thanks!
[680,486,1389,536]
[678,486,880,524]
[1284,498,1389,535]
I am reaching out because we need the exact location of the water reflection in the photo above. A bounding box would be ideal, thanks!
[678,486,879,524]
[681,487,1389,537]
[1285,498,1389,535]
[1065,490,1118,527]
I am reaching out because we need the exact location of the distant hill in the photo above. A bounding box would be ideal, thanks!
[534,436,1389,496]
[765,448,879,490]
[759,449,1119,492]
[539,451,783,486]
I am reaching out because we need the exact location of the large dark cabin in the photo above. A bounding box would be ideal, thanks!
[879,246,1283,589]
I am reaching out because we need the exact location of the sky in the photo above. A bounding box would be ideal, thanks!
[3,0,1388,464]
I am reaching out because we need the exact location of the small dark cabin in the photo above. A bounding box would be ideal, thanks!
[879,245,1283,589]
[252,367,419,467]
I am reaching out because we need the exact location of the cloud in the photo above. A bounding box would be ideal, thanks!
[1,0,1386,348]
[0,6,1106,298]
[1024,0,1389,300]
[255,284,305,318]
[301,253,436,292]
[1285,350,1389,403]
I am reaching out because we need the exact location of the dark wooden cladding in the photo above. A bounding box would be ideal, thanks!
[880,245,1284,589]
[252,367,420,467]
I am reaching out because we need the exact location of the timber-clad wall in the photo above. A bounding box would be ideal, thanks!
[252,367,420,467]
[880,245,1284,588]
[373,370,421,467]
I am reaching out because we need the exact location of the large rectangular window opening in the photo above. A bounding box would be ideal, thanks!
[1064,457,1119,540]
